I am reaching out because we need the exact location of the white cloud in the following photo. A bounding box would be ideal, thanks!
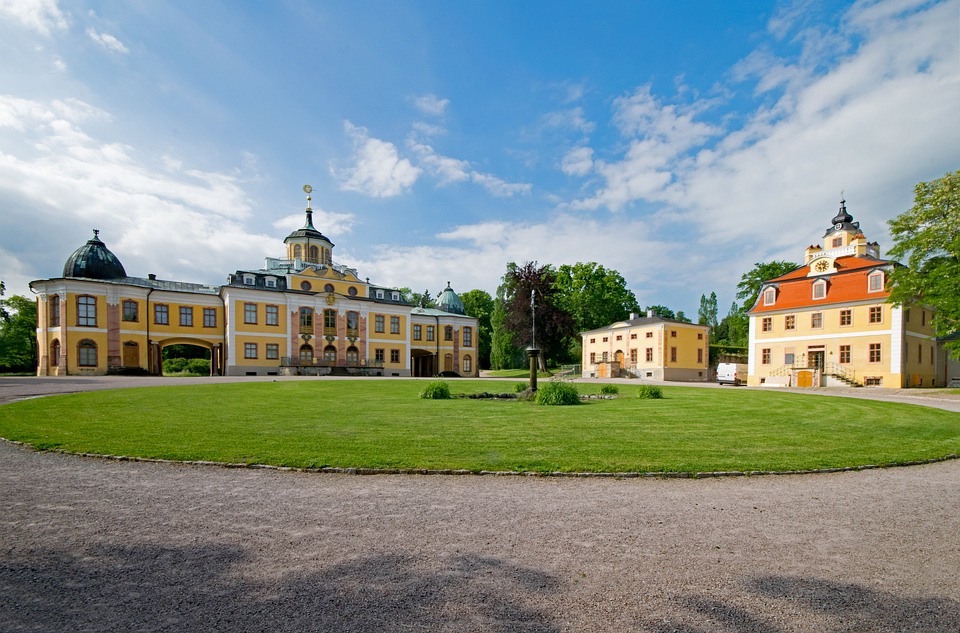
[540,107,595,134]
[353,213,680,306]
[407,137,531,196]
[470,172,532,198]
[412,93,449,116]
[272,207,355,238]
[86,27,129,54]
[332,121,421,198]
[0,0,67,35]
[0,94,274,296]
[408,140,470,184]
[561,146,593,177]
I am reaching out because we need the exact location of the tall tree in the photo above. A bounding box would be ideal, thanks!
[460,289,494,370]
[736,261,800,311]
[500,261,575,368]
[553,262,640,333]
[697,292,719,327]
[490,292,522,370]
[715,301,748,347]
[0,293,38,372]
[887,169,960,357]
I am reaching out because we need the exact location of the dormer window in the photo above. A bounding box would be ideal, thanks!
[868,271,884,292]
[812,279,827,300]
[763,288,776,306]
[391,291,400,301]
[265,277,276,288]
[243,275,255,286]
[376,290,384,299]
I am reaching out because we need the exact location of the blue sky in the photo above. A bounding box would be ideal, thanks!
[1,0,958,318]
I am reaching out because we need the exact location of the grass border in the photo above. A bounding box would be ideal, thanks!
[4,437,957,479]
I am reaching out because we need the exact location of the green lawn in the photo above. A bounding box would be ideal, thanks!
[1,380,958,474]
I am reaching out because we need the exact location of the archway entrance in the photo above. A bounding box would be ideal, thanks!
[156,340,221,376]
[411,349,435,377]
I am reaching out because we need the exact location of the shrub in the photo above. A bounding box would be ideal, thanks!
[186,358,210,375]
[535,380,580,406]
[419,380,451,399]
[162,358,189,374]
[514,382,529,393]
[599,384,619,395]
[637,385,664,399]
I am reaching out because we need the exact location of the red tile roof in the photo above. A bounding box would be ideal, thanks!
[750,256,893,314]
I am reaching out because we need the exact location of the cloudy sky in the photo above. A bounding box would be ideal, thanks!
[1,0,958,317]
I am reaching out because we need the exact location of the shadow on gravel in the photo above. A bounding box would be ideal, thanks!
[0,543,559,632]
[635,574,960,632]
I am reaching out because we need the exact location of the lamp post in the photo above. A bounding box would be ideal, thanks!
[527,288,539,392]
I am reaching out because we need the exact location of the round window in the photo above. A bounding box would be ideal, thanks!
[348,286,358,296]
[324,283,335,293]
[300,281,312,291]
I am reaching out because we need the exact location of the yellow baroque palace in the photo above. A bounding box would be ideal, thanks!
[747,200,945,388]
[30,193,479,378]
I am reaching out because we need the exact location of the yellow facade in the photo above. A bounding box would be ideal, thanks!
[747,201,944,388]
[31,194,478,378]
[581,313,710,381]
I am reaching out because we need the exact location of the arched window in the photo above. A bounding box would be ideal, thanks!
[299,345,314,362]
[323,345,337,362]
[293,244,302,259]
[444,325,453,341]
[346,311,359,333]
[51,340,60,366]
[444,353,454,372]
[78,339,97,367]
[346,346,359,364]
[309,245,319,262]
[463,355,472,374]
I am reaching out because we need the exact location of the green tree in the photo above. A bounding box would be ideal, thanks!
[460,289,494,370]
[553,262,640,333]
[697,292,719,339]
[645,305,675,319]
[399,287,436,308]
[674,310,692,323]
[736,261,800,310]
[715,301,748,347]
[500,261,575,368]
[0,290,38,373]
[887,169,960,357]
[490,293,522,369]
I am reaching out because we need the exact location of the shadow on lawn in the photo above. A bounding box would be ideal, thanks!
[0,543,559,632]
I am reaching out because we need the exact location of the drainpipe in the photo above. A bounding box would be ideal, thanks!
[219,290,227,376]
[435,314,440,375]
[145,286,155,375]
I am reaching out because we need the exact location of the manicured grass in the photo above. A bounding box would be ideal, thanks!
[1,380,958,474]
[483,369,556,378]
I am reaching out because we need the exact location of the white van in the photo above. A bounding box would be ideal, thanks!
[717,363,748,386]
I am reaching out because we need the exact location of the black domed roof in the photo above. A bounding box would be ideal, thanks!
[284,208,333,245]
[63,230,127,279]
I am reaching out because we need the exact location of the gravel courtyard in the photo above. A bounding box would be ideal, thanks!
[2,377,958,632]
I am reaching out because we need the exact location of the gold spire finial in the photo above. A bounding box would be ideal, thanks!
[303,184,313,210]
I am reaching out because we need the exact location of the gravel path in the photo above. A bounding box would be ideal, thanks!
[2,377,959,631]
